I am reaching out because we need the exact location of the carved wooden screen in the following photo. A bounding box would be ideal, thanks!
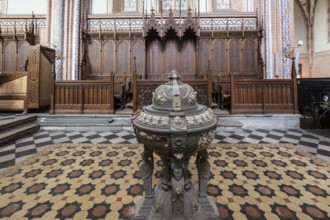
[18,42,30,71]
[243,39,256,73]
[199,40,209,73]
[181,41,195,74]
[213,39,227,73]
[103,41,115,74]
[229,39,240,73]
[88,40,101,74]
[164,40,179,73]
[4,42,16,71]
[147,40,161,73]
[132,40,144,73]
[118,40,129,73]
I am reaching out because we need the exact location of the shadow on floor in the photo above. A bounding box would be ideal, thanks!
[304,129,330,139]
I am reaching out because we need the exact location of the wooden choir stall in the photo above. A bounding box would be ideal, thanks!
[50,9,297,115]
[0,20,55,112]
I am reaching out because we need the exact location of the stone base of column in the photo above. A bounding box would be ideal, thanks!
[198,195,220,220]
[134,196,153,220]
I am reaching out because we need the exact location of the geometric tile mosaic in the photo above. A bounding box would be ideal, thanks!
[1,128,330,172]
[0,143,329,219]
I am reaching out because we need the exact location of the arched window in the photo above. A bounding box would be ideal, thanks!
[3,0,46,14]
[163,0,187,10]
[163,0,172,10]
[217,0,230,9]
[124,0,136,12]
[90,0,108,14]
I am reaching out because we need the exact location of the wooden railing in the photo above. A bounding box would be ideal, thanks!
[230,73,298,114]
[51,79,114,114]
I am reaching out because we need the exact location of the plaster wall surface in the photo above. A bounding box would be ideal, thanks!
[314,0,330,52]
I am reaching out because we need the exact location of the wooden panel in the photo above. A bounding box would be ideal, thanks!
[147,40,161,74]
[27,46,40,108]
[181,40,195,74]
[229,40,240,72]
[53,80,114,114]
[213,40,227,72]
[132,40,144,73]
[18,42,30,71]
[88,40,101,74]
[117,41,129,73]
[38,46,55,107]
[4,42,17,72]
[103,41,115,74]
[230,74,298,114]
[199,40,209,73]
[243,39,256,73]
[0,73,28,111]
[133,80,162,111]
[164,40,179,73]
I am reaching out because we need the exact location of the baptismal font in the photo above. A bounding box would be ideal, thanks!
[132,70,219,220]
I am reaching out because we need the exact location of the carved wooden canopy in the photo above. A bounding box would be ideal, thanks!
[143,8,199,38]
[0,15,36,45]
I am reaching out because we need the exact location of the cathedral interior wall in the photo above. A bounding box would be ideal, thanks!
[294,0,308,77]
[312,0,330,77]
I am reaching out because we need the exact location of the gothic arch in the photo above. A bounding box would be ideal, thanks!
[212,39,227,73]
[147,39,161,74]
[228,39,241,73]
[117,40,129,73]
[4,41,16,71]
[18,42,30,71]
[87,40,101,74]
[103,40,115,74]
[242,39,257,73]
[181,39,195,74]
[199,39,210,73]
[132,40,144,73]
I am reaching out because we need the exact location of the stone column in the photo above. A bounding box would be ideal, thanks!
[46,0,52,47]
[52,0,65,80]
[72,0,81,79]
[281,0,291,79]
[264,0,273,79]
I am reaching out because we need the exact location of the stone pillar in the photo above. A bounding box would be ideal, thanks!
[46,0,52,47]
[52,0,65,80]
[72,0,81,79]
[281,0,291,79]
[264,0,273,79]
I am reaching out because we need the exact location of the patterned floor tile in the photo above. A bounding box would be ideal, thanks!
[1,143,329,220]
[0,128,330,172]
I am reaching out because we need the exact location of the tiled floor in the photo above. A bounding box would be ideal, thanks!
[0,143,329,219]
[1,128,330,172]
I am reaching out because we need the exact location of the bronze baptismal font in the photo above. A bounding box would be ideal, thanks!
[132,70,219,220]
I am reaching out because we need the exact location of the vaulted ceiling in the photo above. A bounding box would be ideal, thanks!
[296,0,318,25]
